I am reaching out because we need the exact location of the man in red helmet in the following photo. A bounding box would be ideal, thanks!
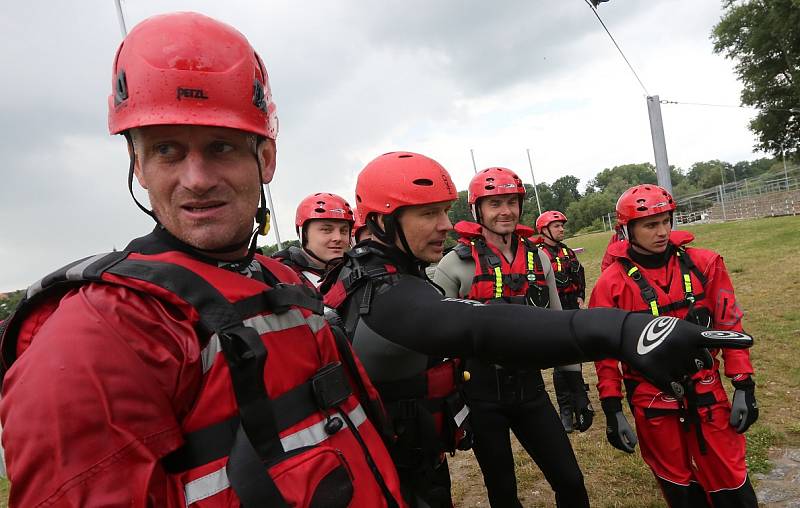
[322,152,752,507]
[273,192,354,289]
[0,13,405,508]
[533,211,593,433]
[433,167,589,508]
[352,208,372,243]
[591,184,758,507]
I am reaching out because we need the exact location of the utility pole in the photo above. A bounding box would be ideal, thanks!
[264,183,282,250]
[525,149,543,216]
[783,147,790,190]
[114,0,127,37]
[470,149,478,174]
[646,95,672,194]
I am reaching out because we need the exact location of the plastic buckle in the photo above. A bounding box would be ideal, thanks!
[641,286,657,302]
[311,362,351,410]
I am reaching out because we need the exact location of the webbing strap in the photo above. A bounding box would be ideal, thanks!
[618,250,706,318]
[106,259,290,507]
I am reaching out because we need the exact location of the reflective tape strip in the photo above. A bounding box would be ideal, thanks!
[281,404,367,452]
[649,301,660,316]
[627,266,638,277]
[184,467,230,506]
[556,257,562,272]
[200,310,327,373]
[454,404,470,427]
[527,251,534,272]
[683,273,693,294]
[493,267,503,298]
[26,253,109,299]
[181,405,367,504]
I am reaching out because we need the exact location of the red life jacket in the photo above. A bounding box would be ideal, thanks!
[537,241,582,295]
[322,244,471,464]
[453,221,549,307]
[1,240,404,508]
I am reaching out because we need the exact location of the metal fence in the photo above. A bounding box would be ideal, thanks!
[597,165,800,229]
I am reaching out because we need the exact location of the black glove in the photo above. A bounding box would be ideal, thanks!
[574,310,754,398]
[561,370,594,432]
[729,375,758,433]
[601,397,637,453]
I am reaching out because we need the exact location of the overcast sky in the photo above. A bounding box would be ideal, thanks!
[0,1,763,291]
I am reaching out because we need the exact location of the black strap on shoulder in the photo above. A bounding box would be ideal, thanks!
[618,254,706,318]
[106,259,290,507]
[453,242,472,260]
[234,283,323,317]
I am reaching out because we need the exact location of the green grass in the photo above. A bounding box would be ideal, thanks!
[452,215,800,506]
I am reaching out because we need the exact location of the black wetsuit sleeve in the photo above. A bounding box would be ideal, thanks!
[361,276,625,369]
[576,261,587,301]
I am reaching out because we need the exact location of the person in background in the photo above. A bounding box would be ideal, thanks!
[533,211,593,433]
[273,192,354,289]
[434,167,589,507]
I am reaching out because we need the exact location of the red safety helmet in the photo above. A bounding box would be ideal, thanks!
[108,12,278,139]
[295,193,355,230]
[355,152,457,219]
[468,167,525,222]
[615,184,676,226]
[352,208,368,240]
[536,211,568,232]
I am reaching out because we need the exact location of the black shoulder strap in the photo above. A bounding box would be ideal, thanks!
[617,257,661,316]
[454,242,472,260]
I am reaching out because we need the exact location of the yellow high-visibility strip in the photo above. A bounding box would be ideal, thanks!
[527,251,534,272]
[494,266,503,298]
[556,257,562,272]
[683,273,693,294]
[627,266,638,277]
[649,301,660,316]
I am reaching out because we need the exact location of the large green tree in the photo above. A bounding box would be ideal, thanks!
[712,0,800,158]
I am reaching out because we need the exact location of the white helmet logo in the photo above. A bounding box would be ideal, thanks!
[637,316,679,355]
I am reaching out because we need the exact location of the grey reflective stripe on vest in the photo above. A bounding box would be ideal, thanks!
[182,404,368,505]
[281,404,367,452]
[200,311,329,373]
[454,404,470,427]
[184,467,230,507]
[26,253,110,300]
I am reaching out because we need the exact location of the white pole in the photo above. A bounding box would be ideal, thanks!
[114,0,128,37]
[783,148,790,190]
[526,149,543,216]
[264,184,283,250]
[470,149,478,174]
[647,95,673,194]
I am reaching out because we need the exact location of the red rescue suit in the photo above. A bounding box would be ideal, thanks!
[591,230,753,499]
[0,233,404,508]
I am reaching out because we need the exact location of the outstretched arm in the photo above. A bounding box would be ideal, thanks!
[362,276,752,396]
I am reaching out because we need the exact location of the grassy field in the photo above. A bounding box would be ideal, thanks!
[450,215,800,507]
[1,216,797,507]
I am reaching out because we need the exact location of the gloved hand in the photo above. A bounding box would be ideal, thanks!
[729,375,758,433]
[561,370,594,432]
[573,310,754,398]
[601,397,637,453]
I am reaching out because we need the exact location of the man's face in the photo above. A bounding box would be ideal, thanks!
[629,212,672,254]
[395,201,453,263]
[546,221,566,242]
[132,125,275,257]
[478,194,520,234]
[305,219,350,263]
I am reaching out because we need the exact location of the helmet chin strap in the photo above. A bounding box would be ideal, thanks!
[366,212,417,262]
[125,133,267,267]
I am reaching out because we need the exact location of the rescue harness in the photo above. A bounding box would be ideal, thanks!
[1,249,401,508]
